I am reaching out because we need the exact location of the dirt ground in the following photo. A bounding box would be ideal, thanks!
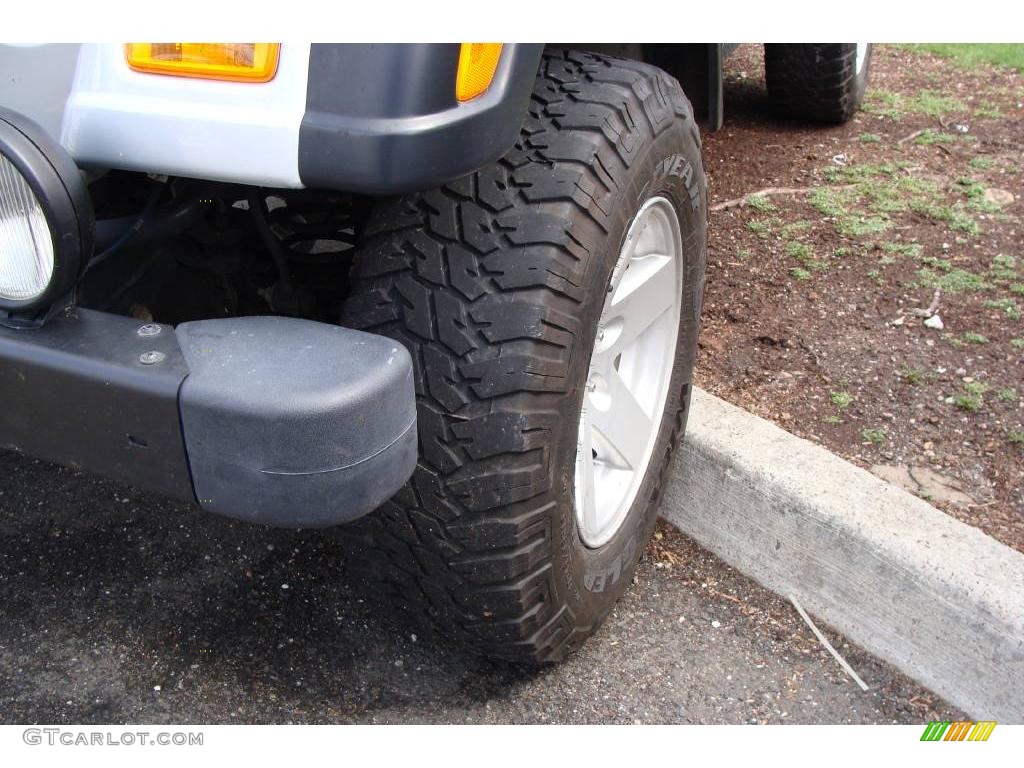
[699,45,1023,551]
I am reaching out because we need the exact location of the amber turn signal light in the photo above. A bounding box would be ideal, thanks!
[125,43,281,83]
[456,43,503,102]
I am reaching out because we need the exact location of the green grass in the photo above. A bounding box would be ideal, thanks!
[816,165,982,241]
[954,393,983,411]
[968,157,997,170]
[1012,338,1024,350]
[1009,430,1024,445]
[746,194,776,213]
[781,220,812,238]
[785,242,812,260]
[882,242,923,259]
[920,256,953,272]
[963,332,989,345]
[974,103,1003,119]
[990,254,1018,281]
[809,190,848,219]
[984,298,1022,321]
[914,129,958,146]
[837,215,891,238]
[864,88,966,120]
[862,89,904,119]
[949,208,981,235]
[901,366,924,385]
[825,164,895,185]
[859,133,882,144]
[861,88,967,120]
[917,267,989,294]
[912,90,968,117]
[863,176,937,215]
[861,427,887,445]
[997,388,1018,403]
[956,177,1003,213]
[789,267,812,281]
[954,381,990,412]
[910,44,1024,74]
[905,198,943,221]
[830,391,853,409]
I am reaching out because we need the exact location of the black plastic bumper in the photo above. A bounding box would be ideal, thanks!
[0,309,417,527]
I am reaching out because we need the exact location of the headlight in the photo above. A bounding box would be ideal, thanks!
[0,108,93,315]
[0,154,56,302]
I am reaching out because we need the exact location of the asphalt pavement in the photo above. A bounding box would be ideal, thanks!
[0,450,961,724]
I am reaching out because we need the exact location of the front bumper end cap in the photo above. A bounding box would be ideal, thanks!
[176,315,416,527]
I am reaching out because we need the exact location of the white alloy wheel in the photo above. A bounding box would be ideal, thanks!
[855,43,870,75]
[574,196,683,548]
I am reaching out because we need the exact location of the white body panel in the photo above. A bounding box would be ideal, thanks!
[0,44,82,141]
[60,43,310,187]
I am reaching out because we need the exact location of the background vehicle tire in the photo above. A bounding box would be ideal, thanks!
[764,43,872,124]
[340,50,707,662]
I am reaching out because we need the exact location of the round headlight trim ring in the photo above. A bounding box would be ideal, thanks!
[0,107,94,314]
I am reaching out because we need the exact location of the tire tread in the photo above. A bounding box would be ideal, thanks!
[340,49,703,662]
[764,43,867,124]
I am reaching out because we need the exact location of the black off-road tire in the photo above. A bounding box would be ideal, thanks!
[764,43,872,124]
[340,50,707,663]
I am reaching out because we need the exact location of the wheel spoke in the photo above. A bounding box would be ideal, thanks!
[604,254,676,356]
[577,406,598,532]
[589,370,652,470]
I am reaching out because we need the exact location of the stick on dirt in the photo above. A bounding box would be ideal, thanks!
[790,595,870,691]
[911,289,942,318]
[711,184,856,213]
[897,129,927,145]
[711,187,815,212]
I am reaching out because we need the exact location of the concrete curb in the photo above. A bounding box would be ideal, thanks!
[661,387,1024,721]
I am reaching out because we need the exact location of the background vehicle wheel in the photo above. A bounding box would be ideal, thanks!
[764,43,873,124]
[340,50,707,662]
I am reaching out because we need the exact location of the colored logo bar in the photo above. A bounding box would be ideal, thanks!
[920,721,997,741]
